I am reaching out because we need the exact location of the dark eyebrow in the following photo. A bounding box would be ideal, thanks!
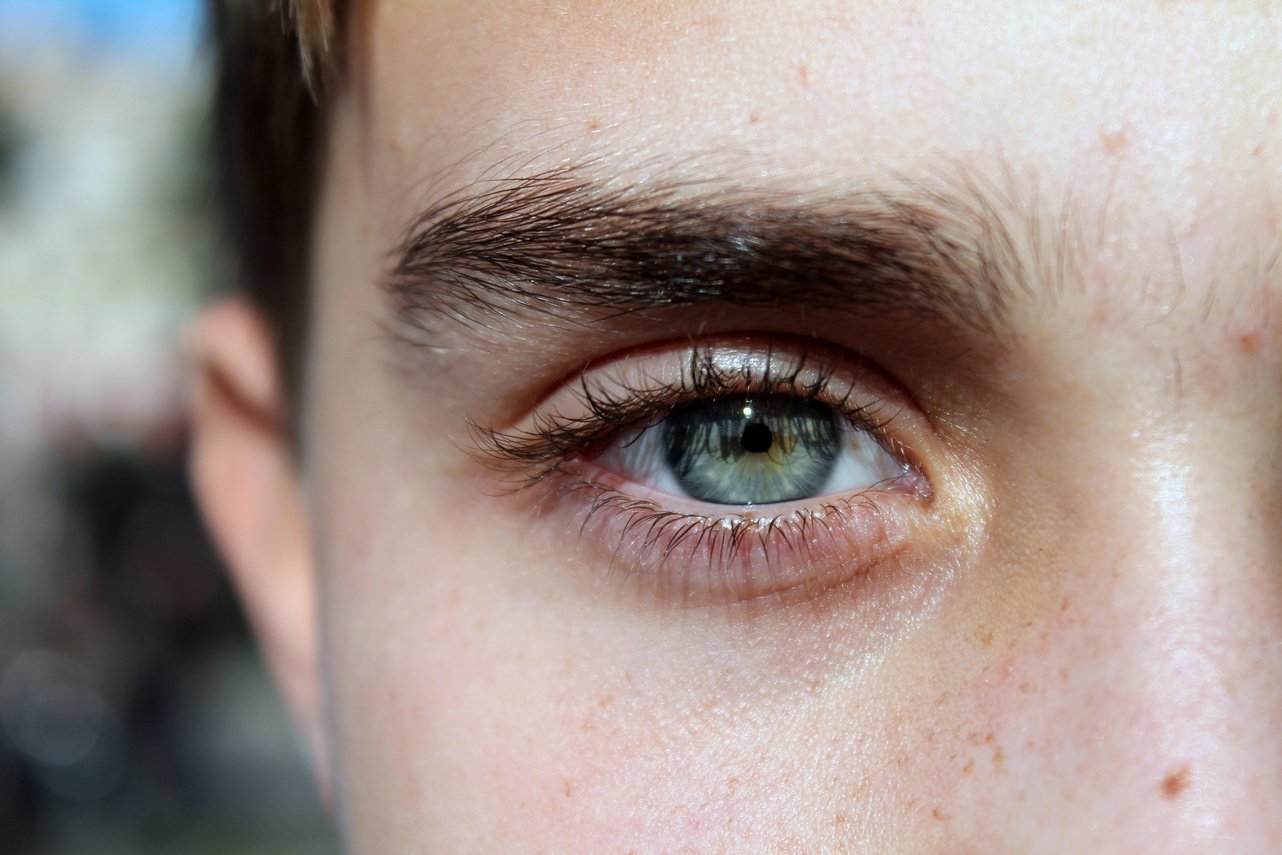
[382,163,1033,341]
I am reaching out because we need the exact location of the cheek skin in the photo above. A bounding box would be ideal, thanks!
[312,474,960,851]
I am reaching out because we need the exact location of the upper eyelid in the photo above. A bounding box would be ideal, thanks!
[471,338,922,483]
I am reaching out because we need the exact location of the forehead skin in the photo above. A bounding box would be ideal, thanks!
[303,2,1282,851]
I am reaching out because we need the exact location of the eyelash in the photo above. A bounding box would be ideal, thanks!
[472,343,929,604]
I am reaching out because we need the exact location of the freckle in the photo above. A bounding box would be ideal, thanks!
[992,747,1005,768]
[931,806,951,821]
[586,118,600,132]
[962,759,974,775]
[1161,765,1191,800]
[978,629,994,647]
[1060,597,1071,611]
[1100,124,1128,155]
[1018,681,1032,694]
[1059,667,1070,682]
[597,694,614,709]
[562,779,576,798]
[798,62,810,88]
[748,112,761,123]
[834,813,848,826]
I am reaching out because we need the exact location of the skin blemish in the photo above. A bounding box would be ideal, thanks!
[1161,766,1191,801]
[1235,327,1262,356]
[1099,123,1129,155]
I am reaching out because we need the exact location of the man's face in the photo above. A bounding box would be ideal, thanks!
[202,1,1282,850]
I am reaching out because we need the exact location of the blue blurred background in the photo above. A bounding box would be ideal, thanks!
[0,1,338,851]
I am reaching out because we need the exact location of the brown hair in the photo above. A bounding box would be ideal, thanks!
[208,0,344,399]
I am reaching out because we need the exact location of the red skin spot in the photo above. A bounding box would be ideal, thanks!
[1237,329,1262,356]
[1100,125,1128,155]
[1161,766,1191,800]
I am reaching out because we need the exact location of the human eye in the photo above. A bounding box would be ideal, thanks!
[474,337,940,607]
[598,393,903,507]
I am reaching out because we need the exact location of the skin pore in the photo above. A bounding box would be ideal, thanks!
[192,1,1282,851]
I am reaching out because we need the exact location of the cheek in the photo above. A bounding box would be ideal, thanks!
[310,466,937,850]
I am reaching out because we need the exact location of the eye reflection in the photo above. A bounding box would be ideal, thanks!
[600,393,906,507]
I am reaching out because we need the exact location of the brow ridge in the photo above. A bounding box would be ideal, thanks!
[382,164,1031,341]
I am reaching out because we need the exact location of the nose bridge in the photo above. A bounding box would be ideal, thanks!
[1129,384,1282,644]
[1137,427,1279,624]
[1100,412,1282,830]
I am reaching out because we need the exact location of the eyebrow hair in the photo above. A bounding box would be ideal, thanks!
[382,163,1035,342]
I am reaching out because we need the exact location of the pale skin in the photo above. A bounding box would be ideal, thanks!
[191,1,1282,851]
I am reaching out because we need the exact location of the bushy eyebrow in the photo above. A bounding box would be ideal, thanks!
[382,163,1033,340]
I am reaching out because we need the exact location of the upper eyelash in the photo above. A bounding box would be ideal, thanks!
[471,344,903,487]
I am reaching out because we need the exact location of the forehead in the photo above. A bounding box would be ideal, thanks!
[339,1,1281,326]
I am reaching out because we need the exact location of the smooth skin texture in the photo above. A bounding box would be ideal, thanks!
[192,1,1282,851]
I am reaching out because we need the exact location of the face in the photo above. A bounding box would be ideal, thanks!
[193,1,1282,850]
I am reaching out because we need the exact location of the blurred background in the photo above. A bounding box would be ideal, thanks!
[0,1,338,851]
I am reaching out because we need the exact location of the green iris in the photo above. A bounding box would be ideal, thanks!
[663,395,841,505]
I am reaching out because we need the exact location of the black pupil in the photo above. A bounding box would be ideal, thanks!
[741,422,773,454]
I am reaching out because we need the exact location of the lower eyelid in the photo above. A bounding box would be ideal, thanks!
[539,470,923,606]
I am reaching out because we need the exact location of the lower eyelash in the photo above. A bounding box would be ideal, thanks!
[532,471,918,605]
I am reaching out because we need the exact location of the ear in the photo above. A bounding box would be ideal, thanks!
[188,299,331,804]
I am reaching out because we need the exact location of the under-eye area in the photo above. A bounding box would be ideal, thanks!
[472,338,941,605]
